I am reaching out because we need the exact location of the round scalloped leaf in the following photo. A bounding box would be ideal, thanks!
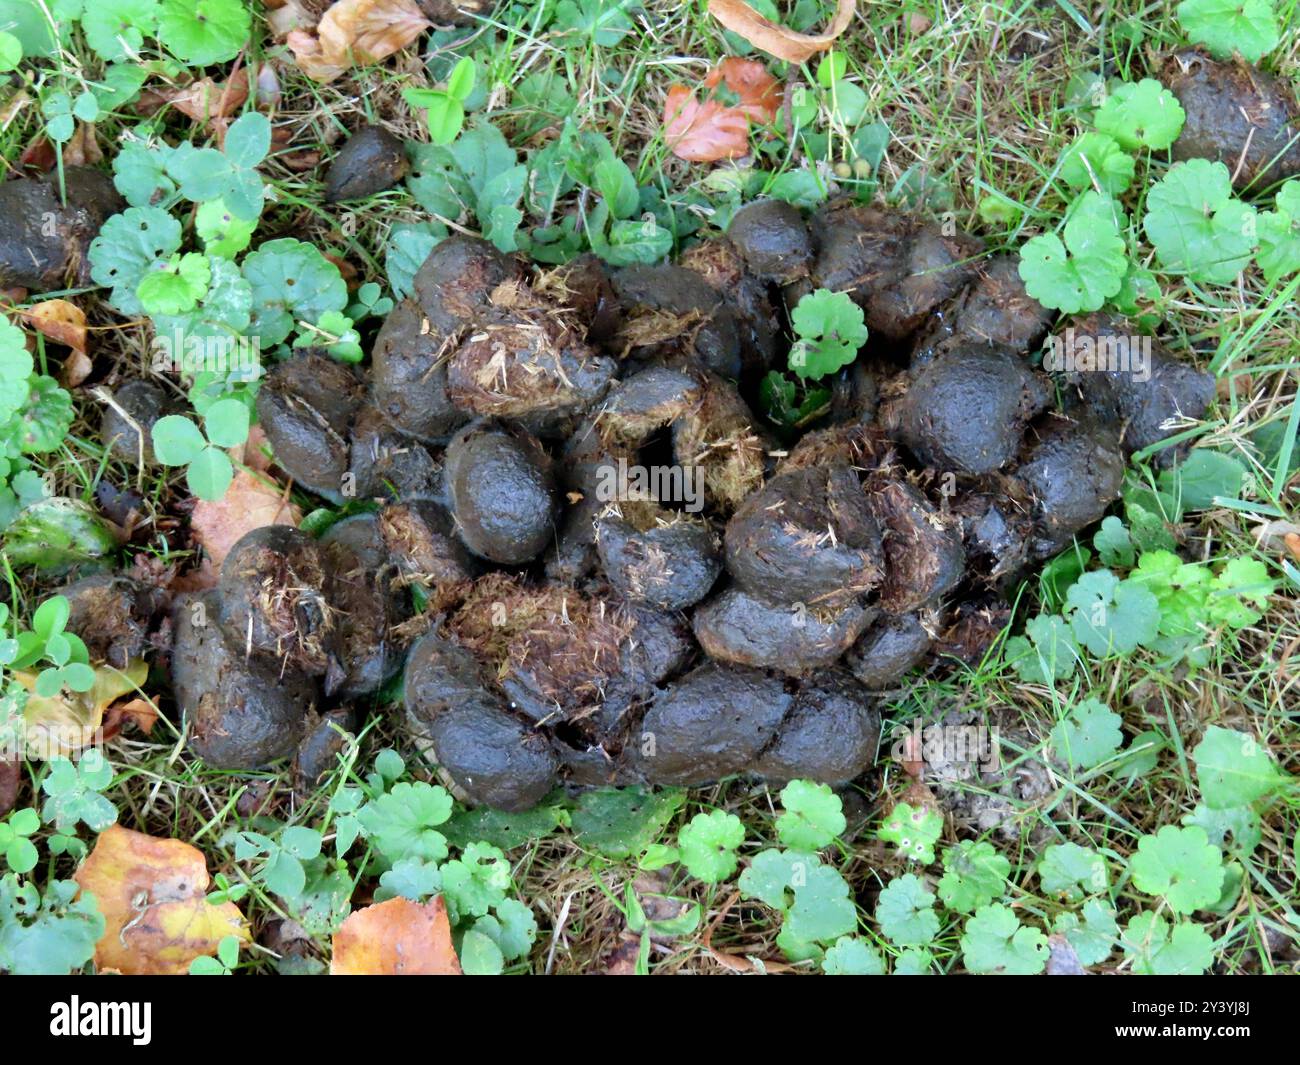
[89,206,182,315]
[1059,133,1135,196]
[14,377,73,454]
[111,140,176,208]
[196,199,256,259]
[241,239,348,346]
[1018,191,1127,313]
[1255,180,1300,284]
[1094,79,1185,151]
[677,810,745,884]
[152,257,254,349]
[136,253,211,316]
[158,0,249,66]
[1177,0,1280,63]
[1129,824,1225,915]
[1143,159,1258,285]
[82,0,159,62]
[0,320,35,424]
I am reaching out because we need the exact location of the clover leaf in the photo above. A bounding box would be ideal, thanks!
[875,873,940,947]
[938,840,1010,913]
[1143,160,1257,285]
[775,780,845,851]
[1050,698,1124,771]
[789,288,868,380]
[1038,842,1109,900]
[0,808,39,874]
[1255,180,1300,284]
[678,809,745,883]
[1094,79,1185,151]
[1019,191,1127,313]
[1120,912,1214,975]
[150,405,242,501]
[1192,726,1285,809]
[877,801,943,863]
[1177,0,1280,63]
[960,903,1048,975]
[1059,132,1135,197]
[1129,825,1225,914]
[39,751,118,834]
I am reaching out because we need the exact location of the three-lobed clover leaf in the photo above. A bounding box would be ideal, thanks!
[1255,180,1300,284]
[937,840,1010,913]
[1019,191,1127,313]
[677,809,745,884]
[1094,79,1185,151]
[150,398,247,501]
[960,903,1048,975]
[877,801,943,863]
[1143,159,1257,285]
[1059,132,1136,197]
[1120,912,1215,974]
[0,808,39,873]
[789,288,868,380]
[775,780,845,851]
[1129,824,1225,914]
[1192,726,1285,809]
[875,873,940,947]
[1049,698,1124,771]
[1177,0,1280,63]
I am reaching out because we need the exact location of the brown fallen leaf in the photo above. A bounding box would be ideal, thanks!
[600,934,641,975]
[19,136,56,172]
[331,896,462,974]
[25,299,88,357]
[707,0,857,63]
[663,57,781,163]
[100,696,160,740]
[287,0,432,84]
[138,78,251,130]
[62,122,103,166]
[14,660,148,757]
[74,825,250,975]
[184,467,302,589]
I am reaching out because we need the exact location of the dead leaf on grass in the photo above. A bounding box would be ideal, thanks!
[184,468,302,589]
[331,896,462,974]
[14,660,148,757]
[25,299,88,357]
[74,825,250,975]
[707,0,857,63]
[663,57,781,163]
[286,0,432,83]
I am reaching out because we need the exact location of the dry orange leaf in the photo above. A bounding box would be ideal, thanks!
[331,896,462,975]
[707,0,857,63]
[15,660,147,757]
[185,467,301,589]
[74,825,250,975]
[139,78,251,130]
[287,0,432,83]
[663,57,781,163]
[25,299,87,356]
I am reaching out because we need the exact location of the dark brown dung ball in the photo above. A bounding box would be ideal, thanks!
[368,297,469,444]
[1,168,123,291]
[324,125,409,202]
[100,380,172,467]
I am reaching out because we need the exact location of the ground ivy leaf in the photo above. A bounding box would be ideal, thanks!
[789,288,868,380]
[1177,0,1280,63]
[1004,613,1080,685]
[1121,912,1215,975]
[1144,159,1258,285]
[1182,803,1262,858]
[1206,558,1277,629]
[1019,191,1127,313]
[1052,898,1118,966]
[894,947,934,975]
[1038,842,1109,900]
[960,903,1048,975]
[570,786,684,859]
[1060,133,1136,196]
[1192,726,1285,809]
[1064,569,1161,655]
[875,873,940,947]
[677,809,745,884]
[89,206,182,315]
[938,840,1010,913]
[775,780,845,851]
[1050,697,1124,771]
[1129,825,1225,914]
[355,781,453,864]
[1094,79,1185,151]
[877,802,943,864]
[786,863,858,943]
[821,935,885,974]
